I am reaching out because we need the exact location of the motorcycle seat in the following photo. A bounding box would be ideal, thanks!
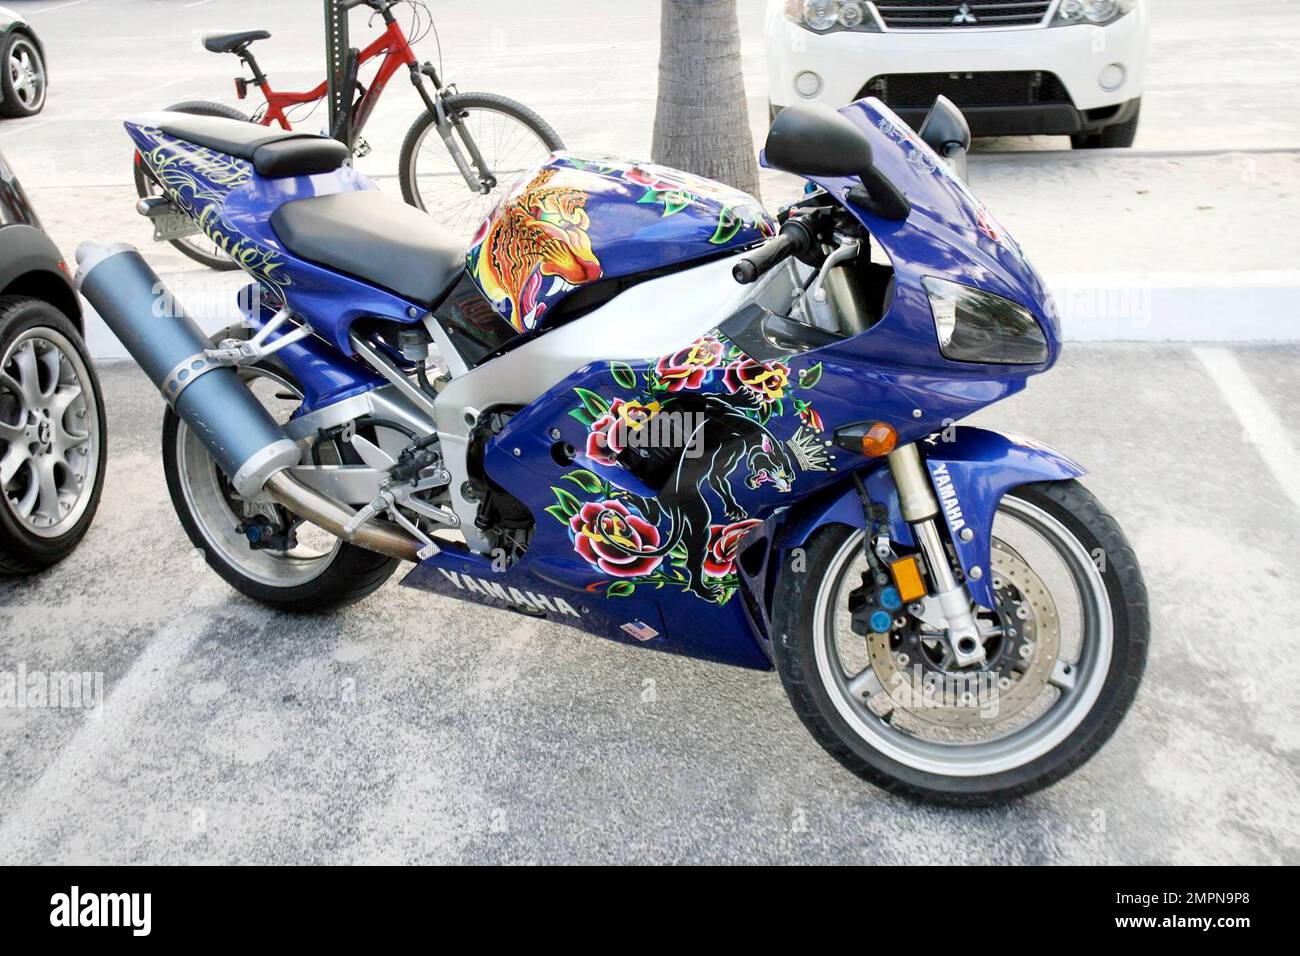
[270,191,465,306]
[202,30,271,54]
[153,111,350,178]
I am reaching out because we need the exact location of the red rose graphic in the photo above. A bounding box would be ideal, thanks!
[569,499,664,578]
[586,399,655,466]
[722,357,790,404]
[703,519,763,578]
[654,335,723,392]
[797,403,824,432]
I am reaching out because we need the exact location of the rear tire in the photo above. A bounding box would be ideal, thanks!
[132,100,251,271]
[771,479,1148,805]
[161,324,398,612]
[0,298,107,574]
[399,92,563,237]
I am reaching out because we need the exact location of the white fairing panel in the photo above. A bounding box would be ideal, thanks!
[434,251,793,548]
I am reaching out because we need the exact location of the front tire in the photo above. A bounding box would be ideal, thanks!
[161,324,398,612]
[0,298,107,574]
[772,479,1148,805]
[399,92,564,237]
[132,100,250,271]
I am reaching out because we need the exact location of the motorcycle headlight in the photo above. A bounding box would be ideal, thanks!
[784,0,881,34]
[923,277,1048,365]
[1051,0,1136,27]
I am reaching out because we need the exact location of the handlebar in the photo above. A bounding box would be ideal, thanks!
[732,219,815,285]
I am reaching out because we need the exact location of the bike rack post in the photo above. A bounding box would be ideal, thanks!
[324,0,351,147]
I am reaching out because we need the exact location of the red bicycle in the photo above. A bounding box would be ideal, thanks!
[134,0,563,270]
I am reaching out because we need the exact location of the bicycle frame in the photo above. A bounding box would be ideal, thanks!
[239,18,420,137]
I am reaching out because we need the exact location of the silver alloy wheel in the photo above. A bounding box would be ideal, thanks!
[0,328,99,537]
[813,495,1113,777]
[408,107,555,237]
[7,38,45,112]
[174,368,339,588]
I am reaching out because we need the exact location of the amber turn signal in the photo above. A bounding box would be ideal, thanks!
[860,422,897,458]
[832,420,899,458]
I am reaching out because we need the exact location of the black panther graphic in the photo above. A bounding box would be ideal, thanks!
[602,394,797,602]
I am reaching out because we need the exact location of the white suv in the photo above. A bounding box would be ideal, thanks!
[765,0,1149,148]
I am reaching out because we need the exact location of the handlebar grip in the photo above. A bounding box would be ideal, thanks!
[732,232,798,285]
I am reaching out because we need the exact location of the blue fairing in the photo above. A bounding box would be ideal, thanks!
[791,98,1060,366]
[778,427,1085,609]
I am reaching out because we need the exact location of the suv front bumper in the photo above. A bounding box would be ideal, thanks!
[765,5,1149,134]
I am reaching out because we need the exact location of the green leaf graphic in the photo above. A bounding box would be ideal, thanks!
[562,469,606,495]
[568,407,595,427]
[798,362,823,389]
[544,504,571,524]
[551,487,581,518]
[710,206,743,245]
[573,387,611,420]
[610,362,637,390]
[607,580,635,598]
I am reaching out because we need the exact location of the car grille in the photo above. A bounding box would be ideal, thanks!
[870,1,1053,30]
[860,71,1072,109]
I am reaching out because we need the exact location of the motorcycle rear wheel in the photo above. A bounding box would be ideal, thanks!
[161,325,397,612]
[772,479,1148,805]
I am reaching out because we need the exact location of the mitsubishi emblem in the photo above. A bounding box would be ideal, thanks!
[952,3,978,24]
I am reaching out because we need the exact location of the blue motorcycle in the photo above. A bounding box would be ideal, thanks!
[77,96,1147,804]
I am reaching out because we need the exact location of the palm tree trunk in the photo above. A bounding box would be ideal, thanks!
[651,0,761,200]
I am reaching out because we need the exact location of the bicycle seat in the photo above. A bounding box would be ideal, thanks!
[270,191,465,306]
[151,111,350,178]
[202,30,270,54]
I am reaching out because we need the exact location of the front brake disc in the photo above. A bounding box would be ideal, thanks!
[865,538,1061,731]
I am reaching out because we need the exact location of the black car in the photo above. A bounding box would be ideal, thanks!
[0,149,106,572]
[1,6,45,117]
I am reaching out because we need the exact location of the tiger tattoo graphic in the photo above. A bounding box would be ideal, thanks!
[469,167,603,333]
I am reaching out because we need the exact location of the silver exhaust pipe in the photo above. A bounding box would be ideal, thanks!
[263,471,420,562]
[75,241,421,563]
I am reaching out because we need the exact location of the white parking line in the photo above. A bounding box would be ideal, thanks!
[0,621,203,860]
[27,0,93,14]
[1195,347,1300,516]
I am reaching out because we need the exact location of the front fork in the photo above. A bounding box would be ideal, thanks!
[887,443,987,667]
[410,64,496,196]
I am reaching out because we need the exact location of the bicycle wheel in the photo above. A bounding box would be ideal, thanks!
[132,100,251,272]
[399,92,563,238]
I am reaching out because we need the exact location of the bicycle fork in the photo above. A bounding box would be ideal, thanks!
[411,64,496,196]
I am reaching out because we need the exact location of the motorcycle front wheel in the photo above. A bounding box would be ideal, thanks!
[772,479,1148,805]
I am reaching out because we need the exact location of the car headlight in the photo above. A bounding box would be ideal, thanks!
[923,277,1048,365]
[784,1,881,34]
[1051,0,1136,27]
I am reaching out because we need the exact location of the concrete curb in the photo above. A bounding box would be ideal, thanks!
[1047,271,1300,342]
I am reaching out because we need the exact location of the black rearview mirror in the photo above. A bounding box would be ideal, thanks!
[765,102,875,179]
[764,103,910,221]
[918,95,971,179]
